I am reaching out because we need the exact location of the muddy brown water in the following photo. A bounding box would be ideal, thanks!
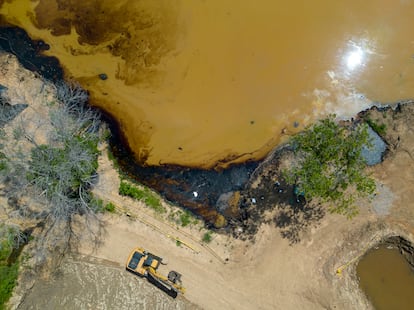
[1,1,414,169]
[357,244,414,310]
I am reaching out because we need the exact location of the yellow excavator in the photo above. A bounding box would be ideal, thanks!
[125,247,185,298]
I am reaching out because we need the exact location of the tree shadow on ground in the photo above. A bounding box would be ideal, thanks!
[273,201,325,244]
[240,172,325,244]
[0,96,28,127]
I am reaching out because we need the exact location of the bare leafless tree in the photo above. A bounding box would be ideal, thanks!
[0,223,27,251]
[0,80,105,267]
[54,80,89,109]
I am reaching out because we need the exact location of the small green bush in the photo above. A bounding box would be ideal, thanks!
[179,211,192,227]
[365,118,387,136]
[119,182,165,213]
[202,232,212,243]
[104,202,116,213]
[0,152,7,171]
[119,182,145,200]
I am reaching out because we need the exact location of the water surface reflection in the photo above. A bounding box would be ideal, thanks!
[1,1,414,168]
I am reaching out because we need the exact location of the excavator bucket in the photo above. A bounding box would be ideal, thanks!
[147,271,179,298]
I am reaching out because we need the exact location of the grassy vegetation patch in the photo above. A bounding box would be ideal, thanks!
[168,209,199,227]
[0,225,24,309]
[202,231,212,243]
[365,118,387,136]
[104,202,116,213]
[0,152,6,171]
[0,262,18,309]
[179,211,192,227]
[119,181,166,213]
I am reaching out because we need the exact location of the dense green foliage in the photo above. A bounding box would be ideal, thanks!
[0,262,18,309]
[0,225,24,309]
[119,181,165,213]
[365,118,387,136]
[284,116,376,218]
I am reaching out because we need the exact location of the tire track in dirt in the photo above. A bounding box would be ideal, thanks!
[93,188,227,264]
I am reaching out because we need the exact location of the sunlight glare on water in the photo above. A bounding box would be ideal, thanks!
[346,45,364,70]
[1,0,414,168]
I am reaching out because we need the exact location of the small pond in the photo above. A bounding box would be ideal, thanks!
[357,243,414,310]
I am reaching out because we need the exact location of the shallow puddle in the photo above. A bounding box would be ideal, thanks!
[2,1,414,168]
[357,244,414,310]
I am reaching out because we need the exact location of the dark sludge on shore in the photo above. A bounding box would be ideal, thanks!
[0,25,309,233]
[0,26,63,81]
[0,24,264,228]
[105,113,311,237]
[105,113,260,228]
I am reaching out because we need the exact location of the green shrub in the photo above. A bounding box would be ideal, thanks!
[0,242,11,263]
[0,262,18,309]
[119,182,144,200]
[119,182,165,213]
[365,118,387,136]
[0,152,6,171]
[0,226,22,309]
[0,81,104,276]
[284,116,375,218]
[104,202,116,213]
[179,211,192,227]
[202,231,212,243]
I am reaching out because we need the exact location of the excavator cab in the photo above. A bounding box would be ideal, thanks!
[126,247,184,298]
